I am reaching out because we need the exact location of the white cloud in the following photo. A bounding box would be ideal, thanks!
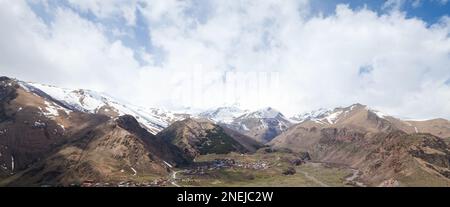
[0,0,140,95]
[67,0,138,26]
[383,0,406,11]
[0,0,449,120]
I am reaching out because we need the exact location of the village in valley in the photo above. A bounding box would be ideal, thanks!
[69,148,367,188]
[77,156,273,187]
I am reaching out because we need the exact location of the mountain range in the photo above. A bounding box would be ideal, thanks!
[1,76,449,186]
[270,104,450,185]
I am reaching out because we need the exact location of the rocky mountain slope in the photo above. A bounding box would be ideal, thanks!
[387,117,450,139]
[270,104,450,186]
[6,115,189,186]
[221,107,293,143]
[0,77,188,185]
[1,76,93,176]
[289,104,392,131]
[157,118,260,160]
[290,103,450,138]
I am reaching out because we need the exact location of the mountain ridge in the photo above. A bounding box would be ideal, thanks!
[17,80,186,134]
[269,103,450,186]
[0,77,188,185]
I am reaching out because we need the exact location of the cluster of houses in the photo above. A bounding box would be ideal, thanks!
[235,160,269,170]
[183,158,270,175]
[77,178,172,187]
[74,159,273,187]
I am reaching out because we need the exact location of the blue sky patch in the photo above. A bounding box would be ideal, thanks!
[359,65,374,76]
[445,78,450,85]
[309,0,449,25]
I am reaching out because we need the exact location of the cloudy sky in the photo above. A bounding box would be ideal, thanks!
[1,0,450,119]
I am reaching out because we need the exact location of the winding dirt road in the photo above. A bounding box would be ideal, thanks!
[169,170,182,187]
[345,169,366,187]
[297,170,329,187]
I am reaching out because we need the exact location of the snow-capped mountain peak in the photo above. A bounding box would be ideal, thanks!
[366,107,389,119]
[290,103,391,125]
[197,106,249,124]
[18,81,184,134]
[222,107,293,143]
[290,107,344,124]
[241,107,285,119]
[290,108,330,123]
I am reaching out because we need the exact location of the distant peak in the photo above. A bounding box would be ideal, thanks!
[340,103,366,111]
[245,107,284,119]
[259,107,278,112]
[263,107,274,111]
[350,103,366,108]
[216,106,242,111]
[291,103,372,124]
[0,76,12,81]
[197,106,248,124]
[352,103,365,107]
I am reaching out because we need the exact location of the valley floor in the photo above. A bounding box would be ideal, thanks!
[167,152,362,187]
[4,150,448,187]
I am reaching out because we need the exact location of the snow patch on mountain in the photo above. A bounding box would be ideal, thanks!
[19,81,184,134]
[235,107,292,131]
[198,106,249,124]
[366,107,389,119]
[291,104,392,125]
[290,108,330,123]
[241,107,282,119]
[40,101,71,118]
[325,110,343,124]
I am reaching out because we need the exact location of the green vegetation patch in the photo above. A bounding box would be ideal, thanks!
[197,127,246,155]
